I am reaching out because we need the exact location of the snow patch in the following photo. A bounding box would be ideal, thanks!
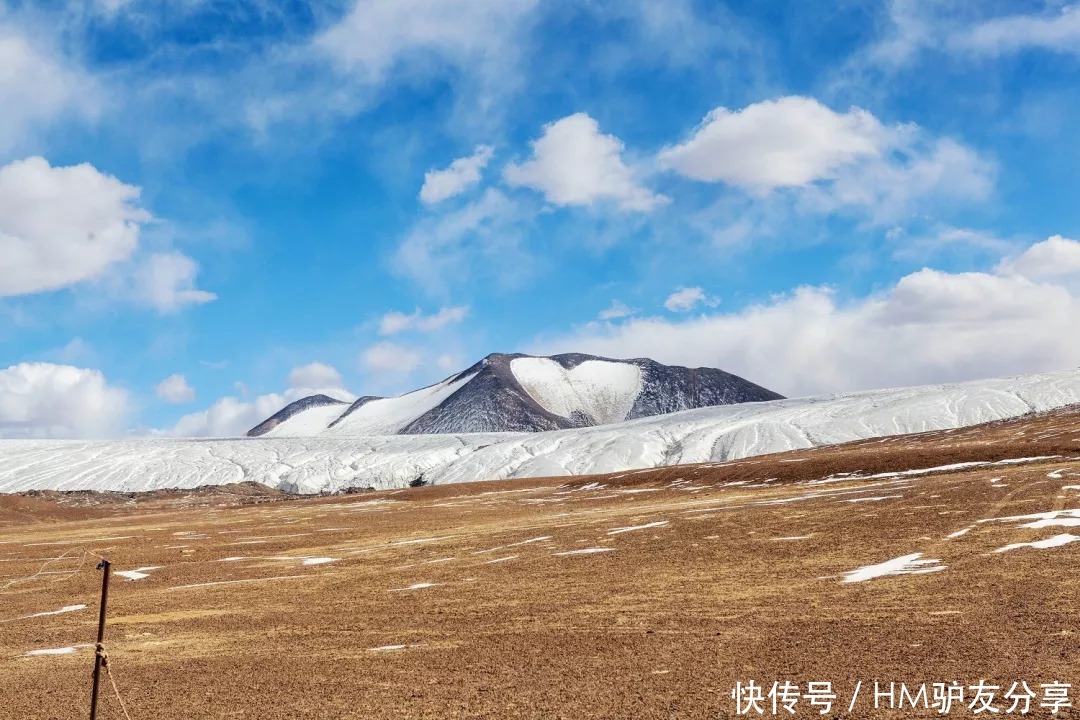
[28,604,87,618]
[114,566,162,581]
[24,646,85,657]
[606,521,669,535]
[994,534,1079,553]
[553,548,614,556]
[842,553,945,583]
[511,357,642,425]
[390,582,438,591]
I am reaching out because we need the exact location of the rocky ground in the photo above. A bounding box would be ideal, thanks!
[1,408,1078,718]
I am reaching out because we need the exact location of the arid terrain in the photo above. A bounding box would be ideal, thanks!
[2,408,1078,718]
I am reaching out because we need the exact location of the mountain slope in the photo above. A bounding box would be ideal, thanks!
[249,353,784,437]
[2,368,1078,494]
[246,394,350,437]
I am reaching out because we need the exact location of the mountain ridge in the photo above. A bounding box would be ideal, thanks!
[247,352,784,438]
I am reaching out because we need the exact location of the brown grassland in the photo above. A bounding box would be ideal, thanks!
[1,408,1078,718]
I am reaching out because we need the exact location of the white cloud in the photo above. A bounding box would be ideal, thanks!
[659,96,993,223]
[155,374,195,404]
[315,0,540,81]
[167,387,350,438]
[891,226,1012,262]
[855,2,1080,68]
[535,236,1080,398]
[805,137,993,224]
[166,367,355,438]
[664,286,719,312]
[394,187,526,289]
[860,0,942,67]
[0,28,99,152]
[504,112,668,211]
[659,97,892,191]
[379,306,469,334]
[287,362,345,390]
[0,363,129,438]
[952,5,1080,56]
[131,252,217,313]
[420,145,494,204]
[997,235,1080,283]
[0,157,151,298]
[361,342,423,374]
[598,300,635,321]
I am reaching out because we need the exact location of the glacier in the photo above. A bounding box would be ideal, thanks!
[1,368,1077,495]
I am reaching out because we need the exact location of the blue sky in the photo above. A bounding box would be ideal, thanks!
[1,0,1079,438]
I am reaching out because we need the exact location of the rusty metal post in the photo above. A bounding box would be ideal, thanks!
[89,559,111,720]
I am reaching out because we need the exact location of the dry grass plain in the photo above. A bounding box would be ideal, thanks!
[2,408,1078,719]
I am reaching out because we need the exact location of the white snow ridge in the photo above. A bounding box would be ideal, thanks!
[0,368,1079,494]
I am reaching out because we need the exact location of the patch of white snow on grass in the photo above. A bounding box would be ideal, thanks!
[843,495,903,503]
[842,553,945,583]
[29,604,87,618]
[553,548,614,556]
[607,521,669,535]
[25,646,82,656]
[994,534,1079,553]
[390,582,438,591]
[114,566,162,581]
[978,509,1080,529]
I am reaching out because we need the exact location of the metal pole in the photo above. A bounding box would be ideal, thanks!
[90,559,111,720]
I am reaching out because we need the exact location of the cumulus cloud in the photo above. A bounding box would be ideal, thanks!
[155,374,195,404]
[379,306,469,334]
[0,28,98,152]
[0,157,151,297]
[287,362,345,390]
[535,236,1080,398]
[658,97,992,223]
[0,363,129,438]
[664,287,719,312]
[659,97,892,191]
[420,145,494,204]
[504,112,668,211]
[598,300,635,321]
[131,252,217,312]
[361,342,423,374]
[997,234,1080,283]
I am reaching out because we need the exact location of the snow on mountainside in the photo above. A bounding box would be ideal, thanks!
[1,368,1078,494]
[249,353,784,437]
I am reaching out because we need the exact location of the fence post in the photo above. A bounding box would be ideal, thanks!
[89,559,111,720]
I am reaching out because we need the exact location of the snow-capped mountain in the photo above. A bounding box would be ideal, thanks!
[2,368,1078,494]
[247,353,785,437]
